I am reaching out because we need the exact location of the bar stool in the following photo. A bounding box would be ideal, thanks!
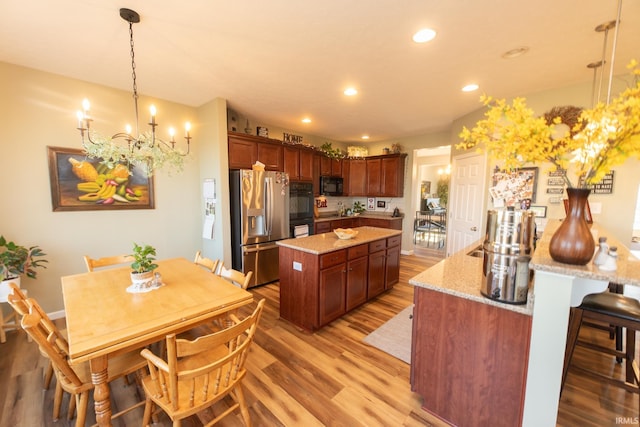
[562,290,640,411]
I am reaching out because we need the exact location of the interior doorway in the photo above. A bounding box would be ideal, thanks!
[412,146,451,258]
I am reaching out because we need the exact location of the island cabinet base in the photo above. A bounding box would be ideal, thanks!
[411,287,532,427]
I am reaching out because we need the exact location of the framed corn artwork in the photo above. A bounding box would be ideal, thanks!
[47,146,155,211]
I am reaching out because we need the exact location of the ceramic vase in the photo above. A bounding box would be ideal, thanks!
[548,188,595,265]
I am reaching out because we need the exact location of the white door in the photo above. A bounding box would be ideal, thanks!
[447,152,487,256]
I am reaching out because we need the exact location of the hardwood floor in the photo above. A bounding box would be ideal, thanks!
[0,253,638,426]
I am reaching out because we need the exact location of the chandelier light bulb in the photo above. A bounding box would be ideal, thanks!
[169,127,175,143]
[185,122,191,136]
[125,124,132,134]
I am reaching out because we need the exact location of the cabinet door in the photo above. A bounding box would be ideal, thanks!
[319,263,346,326]
[257,143,283,171]
[381,156,405,197]
[315,221,331,234]
[283,147,300,180]
[228,138,257,170]
[368,250,386,298]
[385,244,400,288]
[299,149,314,181]
[346,256,368,311]
[366,158,381,196]
[320,156,332,176]
[331,159,343,177]
[347,159,367,196]
[313,154,322,196]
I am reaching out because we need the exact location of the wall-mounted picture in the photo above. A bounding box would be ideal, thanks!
[367,197,376,210]
[530,205,547,218]
[47,146,155,211]
[547,177,565,186]
[377,200,386,208]
[490,167,538,207]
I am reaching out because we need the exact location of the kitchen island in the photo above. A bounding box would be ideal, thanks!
[409,221,640,426]
[277,226,401,331]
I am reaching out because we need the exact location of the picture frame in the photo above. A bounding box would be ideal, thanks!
[367,197,375,210]
[377,200,386,209]
[563,198,592,224]
[491,166,539,205]
[47,146,155,211]
[530,205,547,218]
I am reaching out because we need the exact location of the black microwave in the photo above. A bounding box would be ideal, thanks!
[320,176,343,196]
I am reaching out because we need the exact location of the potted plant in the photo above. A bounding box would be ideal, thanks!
[0,235,48,300]
[130,242,158,287]
[352,201,365,216]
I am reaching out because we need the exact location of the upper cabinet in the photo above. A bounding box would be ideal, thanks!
[366,154,406,198]
[228,132,283,171]
[284,146,314,181]
[320,157,343,177]
[345,158,367,196]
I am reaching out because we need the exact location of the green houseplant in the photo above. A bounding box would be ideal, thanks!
[130,242,158,274]
[0,235,48,281]
[352,201,365,215]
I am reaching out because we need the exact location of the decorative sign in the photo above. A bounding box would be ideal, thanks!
[257,126,269,138]
[580,171,615,194]
[546,187,564,194]
[548,169,566,177]
[283,132,303,144]
[547,177,565,186]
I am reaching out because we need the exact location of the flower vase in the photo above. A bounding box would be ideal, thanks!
[548,188,595,265]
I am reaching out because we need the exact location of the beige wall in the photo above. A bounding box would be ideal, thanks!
[0,62,227,313]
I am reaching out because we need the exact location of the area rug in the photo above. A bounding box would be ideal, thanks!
[363,304,413,364]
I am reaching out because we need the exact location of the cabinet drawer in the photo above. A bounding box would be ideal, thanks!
[387,235,401,247]
[369,239,386,252]
[348,244,368,260]
[320,250,347,269]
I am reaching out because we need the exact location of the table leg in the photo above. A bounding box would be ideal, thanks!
[90,356,112,427]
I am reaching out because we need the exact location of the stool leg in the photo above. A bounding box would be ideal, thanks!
[562,307,584,394]
[625,328,636,384]
[0,310,6,343]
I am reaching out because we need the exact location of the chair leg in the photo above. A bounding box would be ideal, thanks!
[562,307,584,394]
[53,381,63,421]
[626,328,636,384]
[67,390,77,420]
[234,384,252,427]
[75,391,89,427]
[43,361,54,389]
[142,398,154,427]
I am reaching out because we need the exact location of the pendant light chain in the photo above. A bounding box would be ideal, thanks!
[129,20,140,140]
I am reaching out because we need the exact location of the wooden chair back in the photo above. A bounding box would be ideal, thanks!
[218,266,253,290]
[194,250,219,273]
[83,254,134,272]
[140,299,265,425]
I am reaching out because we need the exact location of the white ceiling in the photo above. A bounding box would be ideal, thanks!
[1,1,639,143]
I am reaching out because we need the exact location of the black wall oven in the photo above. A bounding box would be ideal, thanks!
[289,182,314,238]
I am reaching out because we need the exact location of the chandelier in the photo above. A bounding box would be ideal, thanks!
[75,8,191,176]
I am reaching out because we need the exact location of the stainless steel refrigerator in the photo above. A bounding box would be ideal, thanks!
[229,169,290,288]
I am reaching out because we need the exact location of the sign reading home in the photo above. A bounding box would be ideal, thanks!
[283,133,303,144]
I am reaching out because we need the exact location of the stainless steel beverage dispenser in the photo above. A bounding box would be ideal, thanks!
[481,207,535,304]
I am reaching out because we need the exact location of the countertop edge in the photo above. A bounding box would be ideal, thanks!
[277,226,402,255]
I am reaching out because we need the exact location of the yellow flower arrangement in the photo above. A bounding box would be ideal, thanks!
[457,60,640,189]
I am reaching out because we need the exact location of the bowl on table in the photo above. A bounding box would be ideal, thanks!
[334,228,358,240]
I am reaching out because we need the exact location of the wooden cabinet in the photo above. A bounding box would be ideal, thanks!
[228,132,283,171]
[279,233,400,331]
[385,236,401,287]
[320,157,342,177]
[365,154,406,197]
[319,251,347,326]
[411,287,532,427]
[315,221,331,234]
[359,217,403,230]
[313,154,322,196]
[284,146,314,181]
[346,158,367,196]
[346,245,368,311]
[367,239,387,299]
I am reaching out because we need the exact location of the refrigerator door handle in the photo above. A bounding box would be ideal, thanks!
[243,242,279,253]
[265,177,273,234]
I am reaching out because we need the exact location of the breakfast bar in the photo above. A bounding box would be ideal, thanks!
[409,221,640,426]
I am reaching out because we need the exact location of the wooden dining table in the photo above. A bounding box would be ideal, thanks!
[61,257,254,427]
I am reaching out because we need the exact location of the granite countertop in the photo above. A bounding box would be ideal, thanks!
[408,241,534,316]
[277,226,401,255]
[531,220,640,286]
[314,212,404,223]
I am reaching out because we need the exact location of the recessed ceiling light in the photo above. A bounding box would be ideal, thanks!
[502,46,530,59]
[361,135,370,140]
[301,117,311,123]
[412,28,437,43]
[462,84,479,92]
[344,87,358,96]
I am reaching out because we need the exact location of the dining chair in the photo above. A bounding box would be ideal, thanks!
[194,250,220,273]
[140,298,266,427]
[217,265,253,290]
[6,282,57,389]
[83,254,134,271]
[8,286,148,426]
[561,289,640,416]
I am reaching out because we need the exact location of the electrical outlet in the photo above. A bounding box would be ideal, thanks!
[293,261,302,271]
[589,202,602,214]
